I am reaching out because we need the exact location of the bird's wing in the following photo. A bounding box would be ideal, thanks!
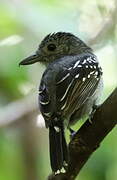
[39,67,69,173]
[38,54,103,173]
[39,54,103,124]
[39,75,55,127]
[38,64,62,127]
[55,54,103,114]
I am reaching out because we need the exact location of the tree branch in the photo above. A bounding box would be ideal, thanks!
[48,87,117,180]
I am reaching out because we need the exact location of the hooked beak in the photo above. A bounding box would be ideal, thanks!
[19,53,40,66]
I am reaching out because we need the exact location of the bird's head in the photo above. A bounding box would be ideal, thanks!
[19,32,92,66]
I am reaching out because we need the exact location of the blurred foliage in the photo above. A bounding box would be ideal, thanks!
[0,0,116,180]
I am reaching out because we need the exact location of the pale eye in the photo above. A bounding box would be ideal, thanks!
[47,44,56,51]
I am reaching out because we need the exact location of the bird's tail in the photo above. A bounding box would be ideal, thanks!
[49,120,69,174]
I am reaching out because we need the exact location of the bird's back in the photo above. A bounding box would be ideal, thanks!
[19,32,103,174]
[39,53,103,127]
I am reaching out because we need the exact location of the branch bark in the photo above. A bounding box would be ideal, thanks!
[48,87,117,180]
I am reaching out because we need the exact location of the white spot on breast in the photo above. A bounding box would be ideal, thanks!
[78,65,82,67]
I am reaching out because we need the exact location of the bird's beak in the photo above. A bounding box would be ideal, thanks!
[19,53,40,66]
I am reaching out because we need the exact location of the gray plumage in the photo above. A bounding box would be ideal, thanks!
[19,32,103,174]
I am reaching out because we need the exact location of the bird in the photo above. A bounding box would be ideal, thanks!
[19,32,103,175]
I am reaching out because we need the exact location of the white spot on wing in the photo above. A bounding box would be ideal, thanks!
[57,73,70,84]
[88,74,90,78]
[75,74,79,78]
[61,100,67,110]
[39,90,43,94]
[90,71,94,75]
[68,67,72,70]
[82,77,86,81]
[73,60,80,68]
[95,71,98,75]
[82,59,86,64]
[40,100,49,105]
[60,79,74,101]
[44,112,51,117]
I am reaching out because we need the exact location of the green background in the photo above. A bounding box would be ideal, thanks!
[0,0,117,179]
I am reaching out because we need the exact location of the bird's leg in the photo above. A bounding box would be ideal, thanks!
[69,127,76,140]
[89,104,101,123]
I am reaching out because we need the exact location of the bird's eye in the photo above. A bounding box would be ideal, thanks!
[47,44,56,51]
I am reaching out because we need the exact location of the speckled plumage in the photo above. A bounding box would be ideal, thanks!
[19,32,103,175]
